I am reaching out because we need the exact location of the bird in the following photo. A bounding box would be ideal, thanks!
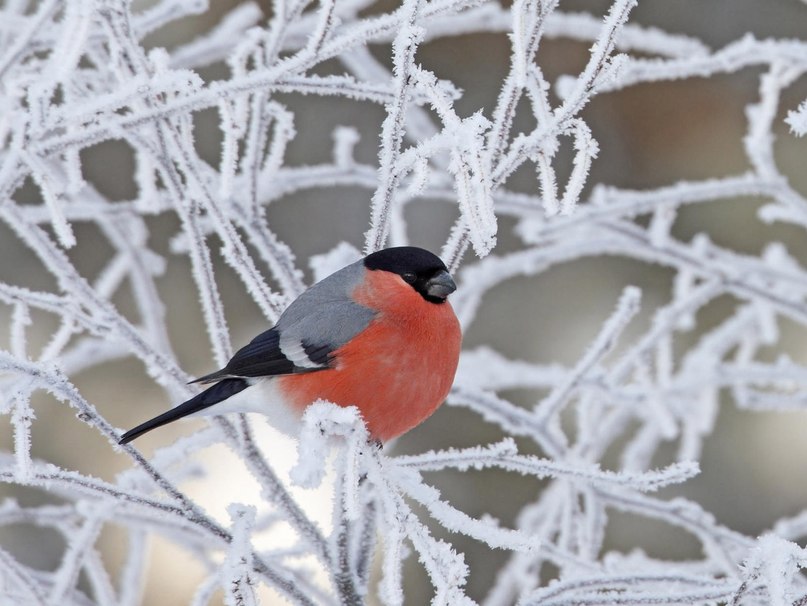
[119,246,462,445]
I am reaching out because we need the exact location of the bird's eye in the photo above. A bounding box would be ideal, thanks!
[402,272,416,283]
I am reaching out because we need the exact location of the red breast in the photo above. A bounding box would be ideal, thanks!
[277,268,462,441]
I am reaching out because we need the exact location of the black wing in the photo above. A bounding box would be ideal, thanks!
[191,327,332,384]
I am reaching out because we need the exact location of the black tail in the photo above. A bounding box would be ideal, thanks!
[118,379,248,444]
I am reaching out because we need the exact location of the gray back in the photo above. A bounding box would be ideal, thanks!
[276,260,375,351]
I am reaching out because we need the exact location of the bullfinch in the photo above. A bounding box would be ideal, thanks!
[119,246,462,444]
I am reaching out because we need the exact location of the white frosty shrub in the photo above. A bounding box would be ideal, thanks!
[2,0,807,604]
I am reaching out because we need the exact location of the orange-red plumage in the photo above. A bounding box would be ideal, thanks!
[278,269,461,441]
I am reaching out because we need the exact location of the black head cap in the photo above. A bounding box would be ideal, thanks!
[364,246,456,303]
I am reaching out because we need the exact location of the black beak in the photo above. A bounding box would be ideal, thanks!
[425,270,456,300]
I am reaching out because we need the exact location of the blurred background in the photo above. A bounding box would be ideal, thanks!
[3,0,807,603]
